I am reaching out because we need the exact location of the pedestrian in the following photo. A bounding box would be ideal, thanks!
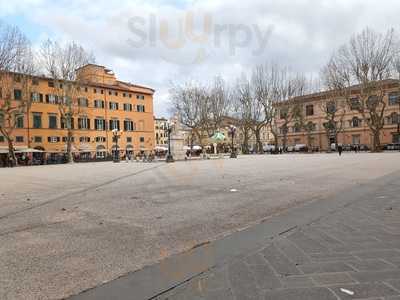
[338,144,343,156]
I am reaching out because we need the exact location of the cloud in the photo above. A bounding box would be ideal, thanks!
[2,0,400,117]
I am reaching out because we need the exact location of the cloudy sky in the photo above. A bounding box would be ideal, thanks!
[1,0,400,117]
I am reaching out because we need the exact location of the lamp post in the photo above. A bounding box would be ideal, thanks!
[166,121,175,163]
[112,129,122,163]
[228,125,237,158]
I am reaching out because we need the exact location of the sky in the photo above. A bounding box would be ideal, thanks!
[1,0,400,117]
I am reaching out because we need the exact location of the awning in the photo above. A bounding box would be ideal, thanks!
[155,146,168,151]
[15,148,44,153]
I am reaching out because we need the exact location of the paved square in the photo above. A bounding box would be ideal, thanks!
[1,153,400,299]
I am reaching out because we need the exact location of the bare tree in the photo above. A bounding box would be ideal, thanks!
[170,81,210,151]
[233,75,254,154]
[324,28,396,152]
[271,69,307,151]
[0,23,35,166]
[39,39,95,162]
[250,65,273,153]
[208,76,231,133]
[320,67,348,151]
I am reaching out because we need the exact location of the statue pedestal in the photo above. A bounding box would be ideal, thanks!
[171,134,186,161]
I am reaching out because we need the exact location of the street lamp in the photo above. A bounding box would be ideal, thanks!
[112,129,122,163]
[228,125,237,158]
[166,121,175,163]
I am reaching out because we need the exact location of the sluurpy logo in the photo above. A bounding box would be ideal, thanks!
[127,12,274,65]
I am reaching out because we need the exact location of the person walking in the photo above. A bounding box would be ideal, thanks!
[338,144,343,156]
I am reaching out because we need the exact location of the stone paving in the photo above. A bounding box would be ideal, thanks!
[158,176,400,300]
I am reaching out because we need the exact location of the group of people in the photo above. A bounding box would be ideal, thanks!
[123,151,155,163]
[1,153,31,167]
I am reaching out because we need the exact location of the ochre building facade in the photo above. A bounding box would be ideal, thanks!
[0,64,155,159]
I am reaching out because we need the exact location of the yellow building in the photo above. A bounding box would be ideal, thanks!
[0,64,155,162]
[154,117,168,146]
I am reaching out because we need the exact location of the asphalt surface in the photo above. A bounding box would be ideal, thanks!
[1,153,400,299]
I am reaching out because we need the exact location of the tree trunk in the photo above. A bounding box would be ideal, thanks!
[242,130,250,154]
[254,129,263,154]
[372,130,382,152]
[7,138,17,167]
[66,129,74,163]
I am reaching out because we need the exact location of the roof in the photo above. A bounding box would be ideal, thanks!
[275,79,400,106]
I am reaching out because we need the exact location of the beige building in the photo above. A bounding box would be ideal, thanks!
[274,79,400,151]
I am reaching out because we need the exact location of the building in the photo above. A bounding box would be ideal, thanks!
[0,64,155,161]
[274,79,400,151]
[154,117,168,146]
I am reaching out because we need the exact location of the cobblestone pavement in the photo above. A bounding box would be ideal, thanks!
[158,177,400,300]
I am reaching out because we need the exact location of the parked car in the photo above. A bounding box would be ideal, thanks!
[263,144,276,153]
[294,144,307,152]
[384,143,400,151]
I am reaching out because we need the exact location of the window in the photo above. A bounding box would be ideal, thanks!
[367,96,378,109]
[0,136,4,143]
[279,126,288,135]
[95,137,106,143]
[15,136,24,143]
[129,94,132,98]
[48,115,57,129]
[109,119,120,130]
[306,104,314,116]
[94,88,97,94]
[124,120,134,131]
[48,136,60,143]
[61,117,74,129]
[127,137,132,143]
[62,136,74,143]
[16,115,24,128]
[79,136,91,143]
[78,98,89,107]
[109,102,119,110]
[46,94,58,104]
[101,90,104,95]
[94,100,105,108]
[48,81,54,88]
[84,87,88,92]
[352,135,361,145]
[114,91,118,96]
[136,94,145,100]
[140,137,145,143]
[123,93,126,97]
[34,136,42,143]
[32,78,39,85]
[14,74,21,82]
[124,103,132,111]
[389,113,399,125]
[326,101,336,114]
[78,117,90,130]
[352,117,361,128]
[109,91,112,95]
[95,118,106,131]
[388,92,399,106]
[31,92,43,102]
[14,89,22,100]
[393,133,400,144]
[350,97,360,110]
[33,114,42,129]
[137,105,145,112]
[293,124,301,133]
